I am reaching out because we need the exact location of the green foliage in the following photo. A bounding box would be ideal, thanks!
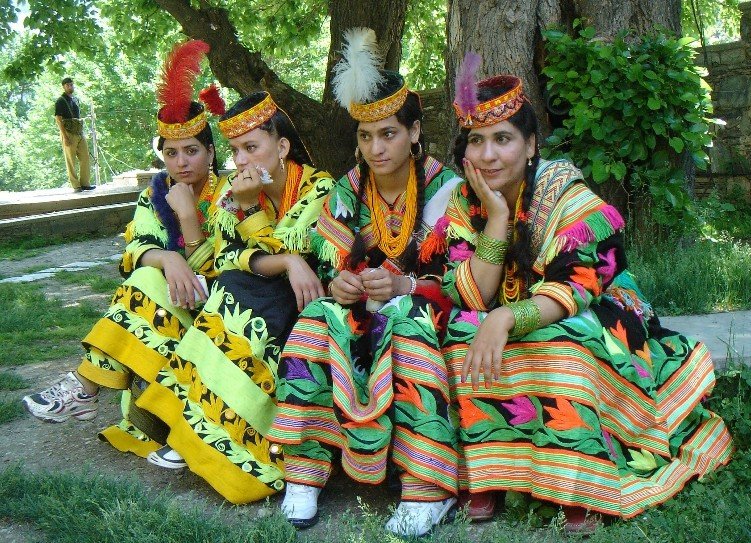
[542,24,715,231]
[627,237,751,315]
[0,282,101,366]
[0,371,27,426]
[403,0,447,90]
[55,267,122,293]
[682,0,741,44]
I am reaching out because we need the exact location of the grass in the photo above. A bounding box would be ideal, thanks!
[627,237,751,316]
[0,232,109,261]
[56,268,122,294]
[0,371,28,425]
[0,282,101,366]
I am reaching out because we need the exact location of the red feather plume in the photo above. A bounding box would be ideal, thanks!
[157,40,211,124]
[199,84,226,116]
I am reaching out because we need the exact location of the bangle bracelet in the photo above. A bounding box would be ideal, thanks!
[507,298,541,338]
[407,275,417,295]
[475,231,508,265]
[184,238,203,248]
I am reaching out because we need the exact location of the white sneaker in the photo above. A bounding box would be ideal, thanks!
[281,482,321,529]
[22,372,98,423]
[385,497,457,537]
[147,445,187,469]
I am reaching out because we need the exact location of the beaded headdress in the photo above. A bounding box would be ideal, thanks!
[452,52,526,128]
[156,40,224,139]
[218,92,279,139]
[332,27,413,123]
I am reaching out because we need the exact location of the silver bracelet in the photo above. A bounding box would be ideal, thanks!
[407,275,417,295]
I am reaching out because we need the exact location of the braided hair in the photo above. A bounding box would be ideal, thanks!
[157,101,219,175]
[452,85,539,285]
[221,92,312,166]
[348,74,427,274]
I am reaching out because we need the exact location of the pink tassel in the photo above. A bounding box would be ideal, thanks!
[560,223,596,252]
[601,204,625,230]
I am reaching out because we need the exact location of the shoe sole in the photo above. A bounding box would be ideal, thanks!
[147,452,187,470]
[22,399,97,423]
[288,512,319,530]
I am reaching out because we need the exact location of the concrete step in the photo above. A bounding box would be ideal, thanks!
[0,202,135,240]
[0,184,142,219]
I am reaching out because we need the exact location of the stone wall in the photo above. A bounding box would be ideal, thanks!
[696,1,751,197]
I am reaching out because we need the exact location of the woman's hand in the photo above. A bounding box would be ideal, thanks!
[462,306,514,391]
[233,166,264,211]
[330,270,365,305]
[161,251,207,310]
[463,158,510,222]
[361,267,409,302]
[285,255,326,311]
[165,182,197,220]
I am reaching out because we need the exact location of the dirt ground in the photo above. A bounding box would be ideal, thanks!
[0,235,401,541]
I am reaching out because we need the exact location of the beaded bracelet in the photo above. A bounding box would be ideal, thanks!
[508,298,541,338]
[184,238,203,248]
[407,275,417,295]
[475,231,509,265]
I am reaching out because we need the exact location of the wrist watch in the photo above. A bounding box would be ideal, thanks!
[243,203,261,216]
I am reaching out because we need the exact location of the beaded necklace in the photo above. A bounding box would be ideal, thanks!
[500,182,526,304]
[366,159,417,259]
[258,160,304,220]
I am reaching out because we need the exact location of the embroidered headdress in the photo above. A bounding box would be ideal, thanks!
[332,27,413,122]
[218,91,279,139]
[156,40,224,139]
[452,52,526,128]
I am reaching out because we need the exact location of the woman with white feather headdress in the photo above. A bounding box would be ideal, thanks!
[268,27,463,537]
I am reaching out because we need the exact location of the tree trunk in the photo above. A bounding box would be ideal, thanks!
[153,0,408,178]
[445,0,681,221]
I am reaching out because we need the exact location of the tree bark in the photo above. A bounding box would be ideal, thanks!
[154,0,408,178]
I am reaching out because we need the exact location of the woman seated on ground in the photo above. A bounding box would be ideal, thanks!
[22,41,239,458]
[267,29,463,538]
[438,55,734,532]
[135,91,335,504]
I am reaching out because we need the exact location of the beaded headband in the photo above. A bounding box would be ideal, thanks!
[348,83,409,123]
[453,75,525,128]
[218,93,278,139]
[157,110,207,139]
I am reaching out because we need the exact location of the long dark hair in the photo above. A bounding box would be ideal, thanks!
[221,92,312,166]
[452,85,539,285]
[348,73,427,274]
[157,101,219,174]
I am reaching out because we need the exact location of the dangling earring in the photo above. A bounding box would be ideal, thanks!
[527,157,533,167]
[355,147,363,163]
[279,157,285,173]
[409,142,423,160]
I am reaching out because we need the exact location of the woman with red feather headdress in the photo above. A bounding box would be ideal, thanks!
[23,41,243,458]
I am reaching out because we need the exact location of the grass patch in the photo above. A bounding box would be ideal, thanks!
[627,237,751,315]
[55,268,122,294]
[0,282,100,366]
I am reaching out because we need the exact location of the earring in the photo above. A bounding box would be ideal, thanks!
[279,157,285,173]
[409,142,423,160]
[355,147,363,163]
[527,157,533,167]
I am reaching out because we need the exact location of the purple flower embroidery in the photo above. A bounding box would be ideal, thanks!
[502,396,536,425]
[449,241,474,262]
[630,356,650,378]
[456,310,481,326]
[284,357,317,383]
[596,248,618,285]
[603,429,618,458]
[369,311,388,340]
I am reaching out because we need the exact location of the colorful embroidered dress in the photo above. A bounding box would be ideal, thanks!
[137,162,334,504]
[79,170,232,456]
[268,157,464,502]
[440,159,733,517]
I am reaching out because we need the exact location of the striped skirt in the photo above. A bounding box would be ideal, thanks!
[443,291,733,517]
[268,295,459,501]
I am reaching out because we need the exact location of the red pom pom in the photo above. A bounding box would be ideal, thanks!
[199,84,226,116]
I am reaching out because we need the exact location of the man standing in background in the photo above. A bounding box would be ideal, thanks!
[55,77,94,192]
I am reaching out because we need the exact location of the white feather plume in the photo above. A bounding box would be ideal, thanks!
[332,27,385,110]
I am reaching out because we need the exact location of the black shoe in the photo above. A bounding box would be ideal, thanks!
[81,185,96,191]
[73,188,84,193]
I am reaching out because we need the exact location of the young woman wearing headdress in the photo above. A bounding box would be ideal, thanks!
[134,91,335,504]
[437,54,733,531]
[267,28,463,537]
[22,41,242,455]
